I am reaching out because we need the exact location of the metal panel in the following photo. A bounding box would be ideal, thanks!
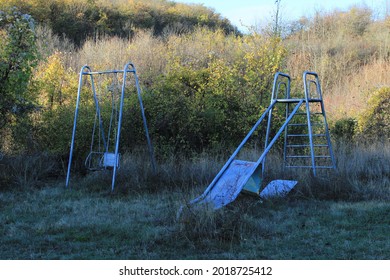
[201,160,258,209]
[260,180,297,199]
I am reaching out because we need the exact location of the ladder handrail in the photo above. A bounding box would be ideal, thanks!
[263,72,291,177]
[303,71,323,100]
[303,72,317,174]
[271,72,291,100]
[302,71,336,174]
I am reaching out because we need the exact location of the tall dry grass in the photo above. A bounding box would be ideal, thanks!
[285,6,390,122]
[324,59,390,121]
[67,140,390,203]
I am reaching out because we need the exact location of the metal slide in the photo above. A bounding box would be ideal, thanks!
[188,71,335,210]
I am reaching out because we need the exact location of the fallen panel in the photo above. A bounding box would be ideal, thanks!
[259,180,297,199]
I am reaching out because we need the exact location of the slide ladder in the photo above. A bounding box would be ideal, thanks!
[283,71,336,175]
[188,71,335,210]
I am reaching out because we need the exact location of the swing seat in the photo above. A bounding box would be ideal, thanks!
[85,151,120,170]
[103,152,120,168]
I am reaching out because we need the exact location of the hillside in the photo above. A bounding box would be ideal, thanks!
[284,7,390,127]
[0,0,239,46]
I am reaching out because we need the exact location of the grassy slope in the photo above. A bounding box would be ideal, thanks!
[1,184,389,260]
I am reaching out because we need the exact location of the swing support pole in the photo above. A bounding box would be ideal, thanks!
[66,65,92,188]
[66,63,156,190]
[111,63,157,191]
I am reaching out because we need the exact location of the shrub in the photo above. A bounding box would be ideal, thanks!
[358,87,390,141]
[0,0,239,46]
[0,153,58,190]
[20,27,285,159]
[332,118,357,142]
[0,7,38,142]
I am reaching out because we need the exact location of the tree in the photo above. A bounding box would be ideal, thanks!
[274,0,281,37]
[0,7,38,129]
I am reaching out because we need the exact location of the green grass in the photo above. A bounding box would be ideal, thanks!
[0,184,389,260]
[0,143,389,259]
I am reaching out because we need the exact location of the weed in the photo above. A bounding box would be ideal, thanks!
[0,153,58,190]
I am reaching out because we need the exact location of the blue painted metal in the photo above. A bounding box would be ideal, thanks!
[66,63,156,191]
[263,72,291,178]
[303,71,336,174]
[188,71,336,210]
[189,100,278,206]
[66,65,92,188]
[191,97,304,209]
[111,62,156,191]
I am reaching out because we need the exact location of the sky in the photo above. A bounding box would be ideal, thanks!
[174,0,387,32]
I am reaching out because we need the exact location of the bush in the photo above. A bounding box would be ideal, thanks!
[0,7,38,143]
[25,28,286,159]
[332,118,357,142]
[0,153,58,190]
[0,0,239,46]
[358,87,390,141]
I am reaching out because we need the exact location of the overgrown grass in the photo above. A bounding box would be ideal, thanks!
[1,186,389,259]
[0,142,389,259]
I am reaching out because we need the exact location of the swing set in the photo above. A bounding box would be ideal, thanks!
[66,63,336,209]
[65,63,156,191]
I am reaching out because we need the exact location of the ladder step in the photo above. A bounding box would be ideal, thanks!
[287,122,323,127]
[287,123,307,126]
[286,155,331,159]
[287,134,326,137]
[292,112,324,116]
[275,98,305,103]
[286,165,335,169]
[307,98,322,102]
[286,144,329,148]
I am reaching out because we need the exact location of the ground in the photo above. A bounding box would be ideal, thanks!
[1,184,389,260]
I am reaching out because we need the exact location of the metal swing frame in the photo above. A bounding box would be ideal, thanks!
[66,62,156,191]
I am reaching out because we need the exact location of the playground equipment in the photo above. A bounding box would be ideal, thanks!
[66,63,156,191]
[188,71,336,209]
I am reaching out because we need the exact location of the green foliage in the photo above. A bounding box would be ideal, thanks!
[358,87,390,141]
[0,7,38,130]
[23,52,78,154]
[120,33,287,155]
[20,28,286,158]
[0,153,58,189]
[332,118,357,142]
[0,0,239,46]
